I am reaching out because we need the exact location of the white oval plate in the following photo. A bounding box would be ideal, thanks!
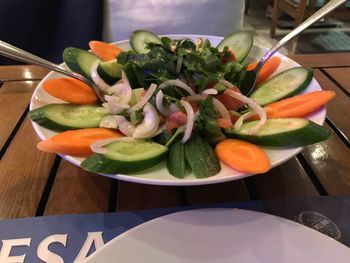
[30,35,326,186]
[84,208,350,263]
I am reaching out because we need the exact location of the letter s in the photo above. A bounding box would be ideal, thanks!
[37,234,67,263]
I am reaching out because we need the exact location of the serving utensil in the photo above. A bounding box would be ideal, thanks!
[0,40,105,103]
[240,0,346,96]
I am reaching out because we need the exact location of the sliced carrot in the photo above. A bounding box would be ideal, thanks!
[247,56,282,85]
[215,139,271,174]
[43,78,97,105]
[37,128,123,157]
[263,90,336,119]
[89,40,123,61]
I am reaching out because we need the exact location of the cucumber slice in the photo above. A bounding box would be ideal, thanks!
[184,136,221,178]
[63,47,100,81]
[28,104,106,132]
[97,59,122,85]
[225,118,330,147]
[167,138,187,178]
[217,31,253,62]
[250,67,313,106]
[81,139,168,174]
[130,30,162,54]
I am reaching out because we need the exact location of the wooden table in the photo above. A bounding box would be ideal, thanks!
[0,53,349,219]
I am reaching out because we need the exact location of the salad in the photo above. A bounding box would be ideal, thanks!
[28,30,335,179]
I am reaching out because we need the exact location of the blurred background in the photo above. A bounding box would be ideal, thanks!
[0,0,349,64]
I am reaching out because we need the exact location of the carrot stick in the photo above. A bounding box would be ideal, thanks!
[263,90,336,119]
[247,56,282,85]
[215,139,271,173]
[43,78,97,105]
[89,40,123,61]
[37,128,123,157]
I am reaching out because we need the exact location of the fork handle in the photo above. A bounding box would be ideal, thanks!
[0,40,104,103]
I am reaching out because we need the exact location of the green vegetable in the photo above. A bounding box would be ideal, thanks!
[130,30,162,54]
[81,139,168,174]
[249,67,313,106]
[217,31,253,62]
[63,47,99,81]
[184,136,221,178]
[167,137,187,178]
[196,96,226,144]
[130,110,143,125]
[225,118,330,147]
[28,104,106,132]
[97,59,122,85]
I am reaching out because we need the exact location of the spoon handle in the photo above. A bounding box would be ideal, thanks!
[262,0,346,62]
[0,40,104,103]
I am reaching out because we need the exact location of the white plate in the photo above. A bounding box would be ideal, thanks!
[30,35,326,186]
[84,208,350,263]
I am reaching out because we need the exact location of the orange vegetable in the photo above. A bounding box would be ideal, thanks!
[247,56,282,85]
[43,78,97,105]
[89,40,123,61]
[263,90,336,119]
[215,139,271,174]
[37,128,123,157]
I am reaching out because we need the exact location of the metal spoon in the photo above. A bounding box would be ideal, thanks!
[240,0,346,96]
[0,40,105,103]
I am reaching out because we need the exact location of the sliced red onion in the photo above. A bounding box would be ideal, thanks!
[176,57,183,74]
[180,100,195,143]
[159,79,195,95]
[155,90,171,116]
[212,97,231,123]
[107,82,132,104]
[128,83,157,113]
[115,115,136,137]
[102,96,129,114]
[202,88,218,95]
[133,103,160,138]
[222,83,267,135]
[90,61,110,92]
[90,137,134,154]
[233,111,256,131]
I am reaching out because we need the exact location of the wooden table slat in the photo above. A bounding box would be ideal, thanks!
[0,119,55,219]
[116,182,182,211]
[185,181,250,205]
[0,81,38,151]
[0,65,48,82]
[301,123,350,195]
[44,160,112,215]
[323,67,350,95]
[313,70,350,142]
[251,158,320,199]
[290,53,350,68]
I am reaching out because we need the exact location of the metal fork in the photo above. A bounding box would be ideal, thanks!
[239,0,346,96]
[0,40,105,103]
